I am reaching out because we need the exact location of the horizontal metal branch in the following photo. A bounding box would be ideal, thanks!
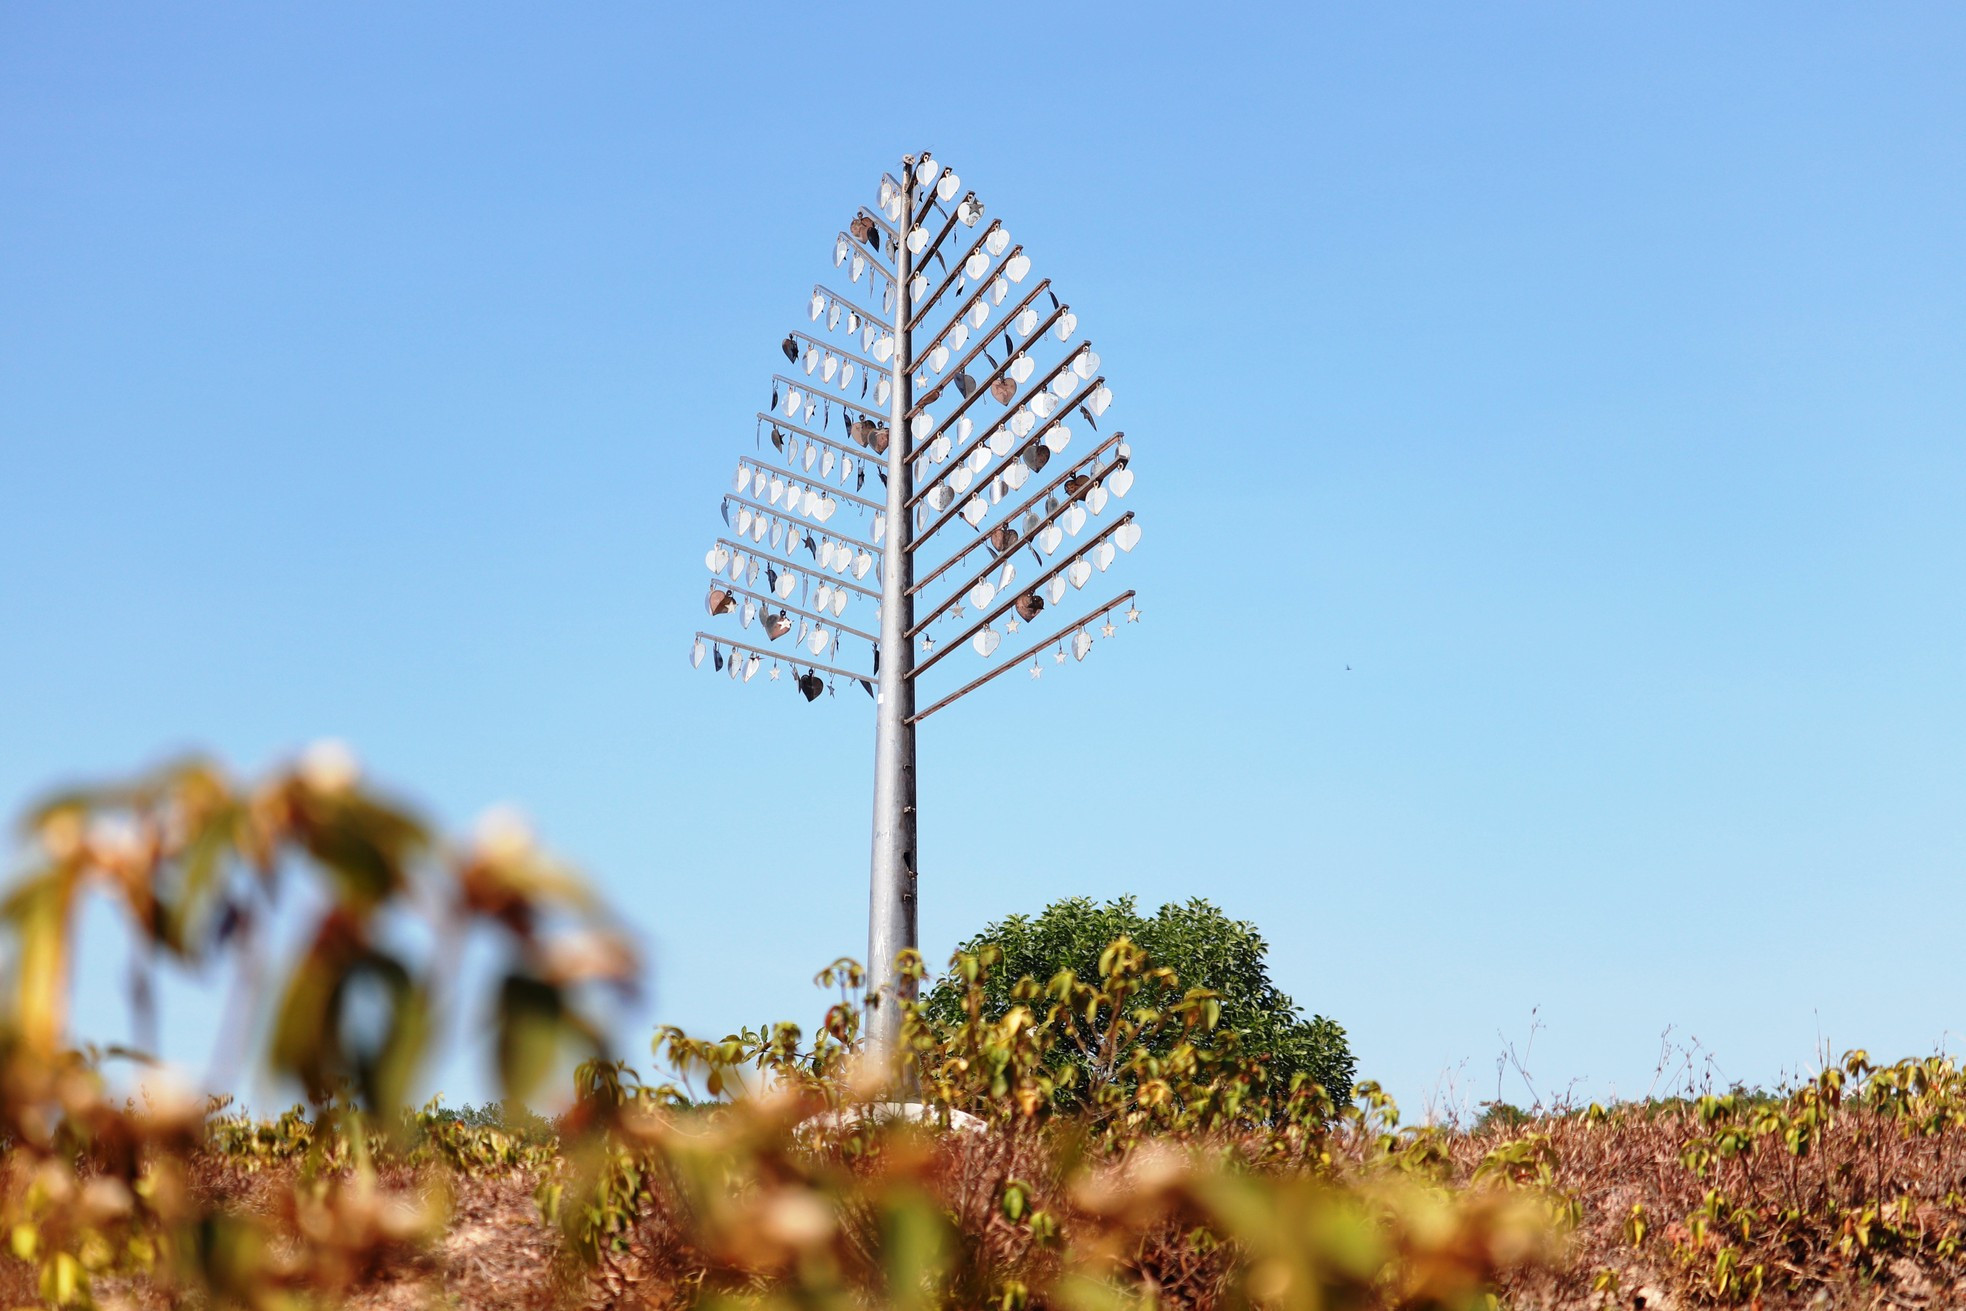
[834,231,896,286]
[853,204,897,244]
[752,413,882,466]
[907,591,1136,724]
[809,283,886,329]
[907,432,1124,603]
[709,583,877,643]
[709,538,880,600]
[786,330,894,382]
[769,376,889,427]
[735,455,885,513]
[906,336,1083,510]
[906,280,1053,424]
[909,382,1112,553]
[908,221,1008,334]
[722,493,884,555]
[913,243,1024,360]
[695,632,871,685]
[900,220,1006,334]
[906,512,1136,682]
[907,191,972,294]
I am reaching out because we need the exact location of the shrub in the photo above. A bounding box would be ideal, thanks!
[922,894,1356,1106]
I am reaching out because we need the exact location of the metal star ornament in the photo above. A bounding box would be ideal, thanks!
[1100,620,1117,638]
[1126,604,1142,623]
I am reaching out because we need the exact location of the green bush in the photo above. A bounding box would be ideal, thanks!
[922,894,1355,1105]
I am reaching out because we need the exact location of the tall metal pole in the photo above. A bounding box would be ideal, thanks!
[866,156,919,1055]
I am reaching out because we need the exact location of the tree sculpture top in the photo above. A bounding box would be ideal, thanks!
[691,152,1143,1051]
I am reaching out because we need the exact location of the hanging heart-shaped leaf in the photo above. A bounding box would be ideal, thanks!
[1014,592,1045,621]
[1109,468,1135,498]
[1072,629,1093,660]
[988,524,1019,555]
[775,570,798,599]
[1093,540,1117,570]
[872,336,895,363]
[969,579,997,608]
[906,225,928,253]
[870,426,891,455]
[1038,524,1063,554]
[798,671,824,702]
[972,627,1001,657]
[853,550,874,579]
[1005,254,1032,282]
[764,611,791,640]
[741,601,758,628]
[964,250,988,279]
[1087,484,1109,514]
[929,343,949,372]
[743,654,760,682]
[1003,460,1029,491]
[1009,354,1034,384]
[706,545,731,572]
[707,587,736,616]
[1024,445,1051,474]
[961,496,988,526]
[830,588,847,615]
[691,637,705,668]
[1068,558,1092,589]
[1088,386,1112,417]
[1047,576,1066,605]
[1062,504,1088,535]
[1053,312,1079,340]
[986,227,1009,256]
[807,626,829,654]
[989,377,1016,404]
[927,484,955,512]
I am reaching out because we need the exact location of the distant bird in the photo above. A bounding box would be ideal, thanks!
[1345,665,1352,671]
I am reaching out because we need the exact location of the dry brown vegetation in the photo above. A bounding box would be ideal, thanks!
[3,750,1961,1309]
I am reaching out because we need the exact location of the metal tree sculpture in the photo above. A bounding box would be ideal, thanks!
[692,151,1142,1052]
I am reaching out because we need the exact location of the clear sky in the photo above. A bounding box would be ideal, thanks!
[4,4,1963,1117]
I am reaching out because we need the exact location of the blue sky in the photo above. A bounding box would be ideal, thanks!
[4,3,1963,1116]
